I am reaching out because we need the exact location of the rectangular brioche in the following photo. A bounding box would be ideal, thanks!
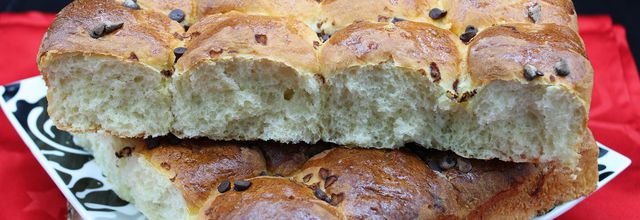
[75,131,597,220]
[39,0,593,165]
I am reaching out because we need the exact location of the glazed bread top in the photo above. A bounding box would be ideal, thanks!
[38,0,593,164]
[97,132,596,219]
[468,23,592,105]
[39,0,585,85]
[38,0,184,72]
[176,12,320,73]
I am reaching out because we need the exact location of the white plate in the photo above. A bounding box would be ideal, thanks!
[0,76,632,220]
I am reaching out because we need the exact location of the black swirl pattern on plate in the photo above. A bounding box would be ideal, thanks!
[596,147,612,182]
[8,85,134,213]
[14,98,92,169]
[2,82,20,101]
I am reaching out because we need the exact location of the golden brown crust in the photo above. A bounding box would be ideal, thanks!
[287,132,597,219]
[320,21,463,87]
[199,177,344,220]
[114,0,195,25]
[195,0,320,28]
[140,140,266,211]
[292,148,461,219]
[466,131,598,218]
[38,0,184,72]
[468,23,594,106]
[98,130,596,219]
[442,0,578,35]
[257,142,332,176]
[176,12,319,73]
[319,0,433,34]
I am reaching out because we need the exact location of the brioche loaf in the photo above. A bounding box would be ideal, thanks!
[40,0,593,165]
[76,131,597,220]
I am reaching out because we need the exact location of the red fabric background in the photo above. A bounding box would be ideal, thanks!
[0,13,638,219]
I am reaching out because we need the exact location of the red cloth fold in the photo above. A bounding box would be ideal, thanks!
[0,12,638,219]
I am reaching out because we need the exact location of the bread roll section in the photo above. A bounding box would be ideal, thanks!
[172,13,323,143]
[40,0,593,165]
[37,0,183,137]
[76,132,597,220]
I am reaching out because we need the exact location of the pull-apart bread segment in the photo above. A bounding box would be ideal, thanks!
[76,131,597,220]
[37,0,183,137]
[41,0,594,165]
[459,24,592,164]
[173,12,322,143]
[319,20,462,150]
[320,21,592,165]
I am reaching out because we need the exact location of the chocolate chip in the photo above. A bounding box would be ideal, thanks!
[554,59,570,77]
[319,168,329,180]
[183,25,190,32]
[233,180,251,191]
[123,0,140,10]
[104,22,124,34]
[429,62,441,83]
[209,48,223,57]
[160,162,171,170]
[459,25,477,43]
[144,137,161,149]
[259,171,268,176]
[523,64,544,81]
[217,180,230,193]
[169,9,185,22]
[166,133,181,145]
[115,146,132,158]
[330,193,344,206]
[458,90,477,103]
[452,78,459,93]
[128,52,138,61]
[314,189,331,203]
[439,155,456,170]
[377,15,390,22]
[428,160,443,172]
[89,24,106,39]
[456,158,472,172]
[161,70,173,77]
[528,3,541,23]
[173,47,187,62]
[325,175,338,188]
[429,8,447,20]
[465,25,477,33]
[255,34,267,45]
[90,21,124,39]
[303,173,313,183]
[391,17,405,23]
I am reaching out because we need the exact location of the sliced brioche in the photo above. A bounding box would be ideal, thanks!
[172,12,323,143]
[76,132,596,220]
[41,0,593,165]
[78,134,266,219]
[38,0,184,137]
[320,22,592,164]
[195,0,321,31]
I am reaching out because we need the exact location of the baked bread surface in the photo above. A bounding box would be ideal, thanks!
[40,0,592,165]
[77,131,597,220]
